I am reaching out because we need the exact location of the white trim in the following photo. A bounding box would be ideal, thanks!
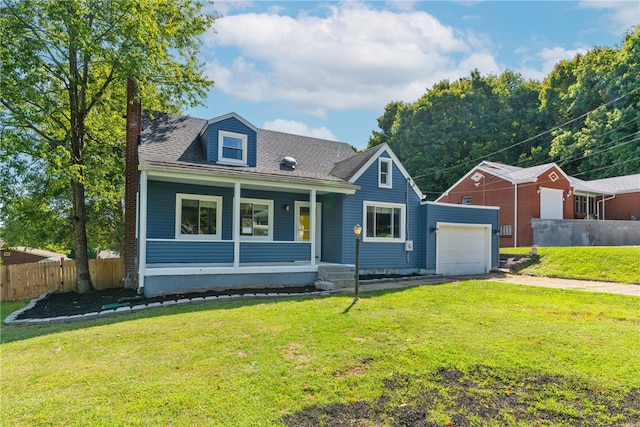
[378,157,393,189]
[147,238,311,244]
[139,171,148,291]
[423,201,499,210]
[233,183,240,267]
[140,167,359,195]
[514,183,518,247]
[205,112,258,132]
[295,200,322,261]
[362,201,406,243]
[175,193,222,240]
[145,264,319,277]
[239,197,274,240]
[310,190,317,264]
[217,130,248,166]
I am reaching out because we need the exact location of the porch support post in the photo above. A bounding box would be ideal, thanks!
[138,170,148,291]
[233,182,241,268]
[513,183,518,247]
[310,189,317,265]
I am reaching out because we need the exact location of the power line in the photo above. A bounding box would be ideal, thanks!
[411,86,640,179]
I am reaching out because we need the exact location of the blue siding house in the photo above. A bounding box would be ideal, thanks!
[134,111,498,297]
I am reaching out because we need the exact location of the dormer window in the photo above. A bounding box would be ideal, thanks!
[218,130,247,166]
[378,158,392,188]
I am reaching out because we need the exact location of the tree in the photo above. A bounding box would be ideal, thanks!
[369,70,546,197]
[547,26,640,179]
[1,0,216,292]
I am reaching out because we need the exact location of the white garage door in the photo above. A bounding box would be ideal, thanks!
[540,187,563,219]
[436,223,491,275]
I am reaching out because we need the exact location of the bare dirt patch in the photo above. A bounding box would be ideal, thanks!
[282,365,640,426]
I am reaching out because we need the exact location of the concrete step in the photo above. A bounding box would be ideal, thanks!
[317,265,356,289]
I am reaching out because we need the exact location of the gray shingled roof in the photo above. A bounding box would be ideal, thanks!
[479,161,561,183]
[573,173,640,194]
[477,160,639,195]
[139,111,362,185]
[331,145,383,181]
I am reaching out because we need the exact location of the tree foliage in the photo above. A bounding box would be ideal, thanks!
[370,70,548,196]
[1,0,216,292]
[370,26,640,198]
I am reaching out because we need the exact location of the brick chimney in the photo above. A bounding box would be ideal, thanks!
[123,79,141,285]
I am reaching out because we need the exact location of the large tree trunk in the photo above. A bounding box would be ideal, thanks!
[68,10,93,294]
[72,180,93,293]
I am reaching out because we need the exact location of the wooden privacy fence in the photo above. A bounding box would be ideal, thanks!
[0,258,125,302]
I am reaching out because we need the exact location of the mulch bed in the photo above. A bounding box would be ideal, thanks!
[16,285,319,320]
[17,274,426,320]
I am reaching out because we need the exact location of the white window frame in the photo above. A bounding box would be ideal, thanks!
[362,201,406,243]
[239,198,274,240]
[462,196,472,205]
[378,157,392,189]
[175,193,222,240]
[218,130,248,166]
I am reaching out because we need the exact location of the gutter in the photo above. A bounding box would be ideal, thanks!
[139,163,360,195]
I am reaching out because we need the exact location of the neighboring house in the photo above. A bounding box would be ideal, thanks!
[0,246,70,265]
[129,111,499,297]
[436,160,640,247]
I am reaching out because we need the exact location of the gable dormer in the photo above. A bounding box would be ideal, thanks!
[200,112,257,167]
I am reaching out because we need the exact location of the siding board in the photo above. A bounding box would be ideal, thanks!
[206,117,257,166]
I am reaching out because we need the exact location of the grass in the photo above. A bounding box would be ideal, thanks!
[2,281,639,426]
[500,246,640,283]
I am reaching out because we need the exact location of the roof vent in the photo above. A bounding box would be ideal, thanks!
[281,156,297,170]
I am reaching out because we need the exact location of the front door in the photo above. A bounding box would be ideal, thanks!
[295,202,321,259]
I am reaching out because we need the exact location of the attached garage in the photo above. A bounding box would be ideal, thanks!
[435,222,492,275]
[422,201,499,275]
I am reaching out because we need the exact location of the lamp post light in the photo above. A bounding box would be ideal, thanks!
[353,224,362,301]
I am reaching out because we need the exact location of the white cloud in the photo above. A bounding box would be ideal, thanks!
[262,119,338,140]
[203,2,498,115]
[516,46,587,81]
[578,1,640,34]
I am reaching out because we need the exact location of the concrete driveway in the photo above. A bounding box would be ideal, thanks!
[356,273,640,297]
[486,273,640,297]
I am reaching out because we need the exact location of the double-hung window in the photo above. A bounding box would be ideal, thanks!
[363,201,405,242]
[176,194,222,239]
[240,198,273,239]
[378,158,392,188]
[218,131,247,166]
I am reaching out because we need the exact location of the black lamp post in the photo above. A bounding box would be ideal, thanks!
[353,224,362,301]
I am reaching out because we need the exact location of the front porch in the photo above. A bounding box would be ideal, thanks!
[142,261,352,297]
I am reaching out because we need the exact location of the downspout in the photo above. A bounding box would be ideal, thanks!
[406,178,410,263]
[513,182,518,247]
[597,194,616,220]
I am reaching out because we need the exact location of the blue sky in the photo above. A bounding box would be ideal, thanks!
[186,1,639,150]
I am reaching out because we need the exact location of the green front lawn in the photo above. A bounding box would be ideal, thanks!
[2,281,639,426]
[501,246,640,283]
